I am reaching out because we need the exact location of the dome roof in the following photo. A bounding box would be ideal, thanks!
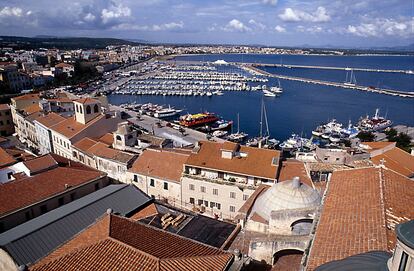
[249,177,321,222]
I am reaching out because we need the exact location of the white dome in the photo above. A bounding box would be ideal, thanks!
[249,178,321,222]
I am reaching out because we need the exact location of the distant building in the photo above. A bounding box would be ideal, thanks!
[34,113,67,155]
[0,154,109,232]
[54,63,74,77]
[0,104,14,136]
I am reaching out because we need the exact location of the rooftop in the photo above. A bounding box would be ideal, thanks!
[0,184,151,267]
[186,141,280,180]
[0,154,106,217]
[12,93,40,101]
[0,104,10,111]
[50,115,104,139]
[31,214,233,271]
[35,112,67,128]
[23,154,58,174]
[278,159,313,187]
[74,97,99,105]
[0,147,16,168]
[306,167,414,270]
[129,149,190,183]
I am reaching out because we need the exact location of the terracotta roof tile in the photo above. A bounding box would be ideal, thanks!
[129,149,189,183]
[363,141,395,151]
[0,161,105,217]
[278,159,313,187]
[0,104,10,111]
[35,113,67,128]
[98,133,114,145]
[31,215,233,271]
[306,167,414,270]
[87,142,135,164]
[12,93,40,101]
[50,115,104,139]
[74,98,99,105]
[23,154,58,174]
[73,138,101,152]
[250,212,268,224]
[23,103,42,115]
[0,147,16,168]
[186,141,280,180]
[371,147,414,178]
[130,203,159,220]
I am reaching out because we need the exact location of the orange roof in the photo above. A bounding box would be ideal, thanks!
[129,149,190,183]
[0,157,105,217]
[23,103,42,115]
[306,167,414,270]
[130,203,159,220]
[278,159,312,187]
[363,141,395,152]
[371,147,414,178]
[23,154,58,174]
[31,215,233,271]
[0,104,10,111]
[48,97,73,103]
[12,93,40,101]
[73,137,101,152]
[55,63,73,68]
[35,112,67,128]
[50,115,104,139]
[98,133,114,145]
[74,97,99,105]
[237,184,269,216]
[0,147,16,168]
[186,141,280,180]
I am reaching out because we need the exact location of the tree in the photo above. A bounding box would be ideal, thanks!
[385,128,398,141]
[357,131,375,142]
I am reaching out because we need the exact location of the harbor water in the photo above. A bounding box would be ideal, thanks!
[108,54,414,141]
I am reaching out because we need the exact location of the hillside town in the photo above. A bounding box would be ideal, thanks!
[0,77,412,271]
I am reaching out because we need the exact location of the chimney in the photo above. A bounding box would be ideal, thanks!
[292,177,301,188]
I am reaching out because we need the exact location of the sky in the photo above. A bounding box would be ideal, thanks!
[0,0,413,47]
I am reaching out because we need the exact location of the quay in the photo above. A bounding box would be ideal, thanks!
[109,104,225,147]
[245,65,414,98]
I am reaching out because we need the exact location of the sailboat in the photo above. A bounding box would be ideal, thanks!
[344,69,357,86]
[227,113,248,142]
[270,79,283,94]
[247,100,272,148]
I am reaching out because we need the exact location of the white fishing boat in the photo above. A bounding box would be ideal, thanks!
[227,113,248,143]
[344,69,357,86]
[263,89,276,97]
[212,130,228,138]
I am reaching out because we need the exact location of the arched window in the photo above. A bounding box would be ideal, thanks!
[79,106,83,114]
[86,105,91,114]
[75,104,79,113]
[94,104,99,113]
[116,135,122,141]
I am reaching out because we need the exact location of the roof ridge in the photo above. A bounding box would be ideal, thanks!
[107,235,161,262]
[381,151,413,174]
[377,167,390,250]
[161,252,231,262]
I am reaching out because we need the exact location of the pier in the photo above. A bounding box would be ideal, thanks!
[245,65,414,98]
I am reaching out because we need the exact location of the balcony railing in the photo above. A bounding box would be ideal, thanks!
[182,173,256,190]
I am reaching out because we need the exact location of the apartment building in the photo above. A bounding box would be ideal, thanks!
[182,141,280,220]
[0,104,14,136]
[127,148,190,204]
[34,112,67,155]
[49,98,122,159]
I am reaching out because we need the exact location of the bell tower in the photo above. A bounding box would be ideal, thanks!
[74,98,101,124]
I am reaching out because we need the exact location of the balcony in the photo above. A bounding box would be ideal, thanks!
[182,173,256,191]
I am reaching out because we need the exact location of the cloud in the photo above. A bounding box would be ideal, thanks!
[346,17,414,37]
[262,0,278,6]
[113,21,184,32]
[222,19,251,32]
[249,19,266,30]
[274,25,286,32]
[0,6,23,18]
[279,6,331,23]
[101,2,131,24]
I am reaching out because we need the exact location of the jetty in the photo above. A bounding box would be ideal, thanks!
[245,65,414,98]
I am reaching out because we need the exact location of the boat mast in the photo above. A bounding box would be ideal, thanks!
[259,100,263,138]
[237,113,240,134]
[263,102,270,138]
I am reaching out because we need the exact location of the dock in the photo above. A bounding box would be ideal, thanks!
[109,105,225,147]
[245,65,414,98]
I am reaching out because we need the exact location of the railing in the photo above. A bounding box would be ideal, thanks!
[182,173,257,190]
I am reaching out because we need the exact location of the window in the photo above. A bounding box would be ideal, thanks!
[189,197,195,204]
[7,172,13,180]
[204,200,208,206]
[230,192,236,199]
[94,104,99,113]
[86,105,91,114]
[58,197,64,206]
[163,182,168,190]
[6,111,9,115]
[399,251,408,271]
[79,106,83,114]
[40,204,48,214]
[200,186,206,193]
[189,184,195,191]
[229,205,236,212]
[133,175,138,182]
[0,121,3,126]
[213,188,218,195]
[116,135,122,141]
[150,179,155,187]
[198,199,203,206]
[210,202,215,208]
[95,182,100,191]
[70,192,76,201]
[243,194,249,201]
[216,203,221,210]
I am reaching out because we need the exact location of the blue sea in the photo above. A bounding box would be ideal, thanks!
[108,54,414,141]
